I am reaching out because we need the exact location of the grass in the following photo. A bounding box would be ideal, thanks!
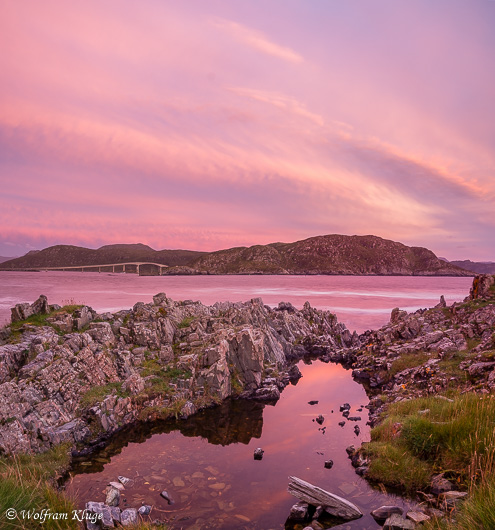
[177,316,195,329]
[79,382,129,408]
[0,444,77,529]
[388,352,430,378]
[363,393,495,494]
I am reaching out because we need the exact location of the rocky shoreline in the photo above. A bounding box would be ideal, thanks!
[1,274,494,529]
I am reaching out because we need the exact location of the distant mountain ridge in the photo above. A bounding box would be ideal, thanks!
[446,259,495,275]
[0,235,473,276]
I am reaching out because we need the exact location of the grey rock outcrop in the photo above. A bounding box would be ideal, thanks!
[0,294,349,455]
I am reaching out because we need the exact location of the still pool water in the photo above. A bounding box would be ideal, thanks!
[67,362,415,529]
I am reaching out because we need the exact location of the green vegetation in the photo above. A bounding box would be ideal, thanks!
[388,352,430,378]
[79,382,129,408]
[177,316,195,329]
[364,393,495,494]
[0,444,76,529]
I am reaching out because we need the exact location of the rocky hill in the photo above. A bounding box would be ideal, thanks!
[0,235,472,276]
[189,235,471,276]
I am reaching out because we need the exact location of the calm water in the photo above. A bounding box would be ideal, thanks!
[67,361,413,529]
[0,271,472,333]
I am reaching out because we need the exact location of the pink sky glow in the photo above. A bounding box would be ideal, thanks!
[1,0,494,260]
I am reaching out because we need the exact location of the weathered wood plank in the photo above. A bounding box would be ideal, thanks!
[288,476,363,521]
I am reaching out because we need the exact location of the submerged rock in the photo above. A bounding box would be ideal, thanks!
[254,447,264,460]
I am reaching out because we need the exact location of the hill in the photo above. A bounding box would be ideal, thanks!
[1,244,206,268]
[186,235,472,276]
[448,260,495,275]
[0,236,472,276]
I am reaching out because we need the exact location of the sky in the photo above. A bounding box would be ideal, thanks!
[1,0,494,260]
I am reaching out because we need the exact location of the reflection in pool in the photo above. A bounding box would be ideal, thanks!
[67,361,414,529]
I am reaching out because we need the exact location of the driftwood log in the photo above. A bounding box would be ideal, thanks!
[288,476,363,521]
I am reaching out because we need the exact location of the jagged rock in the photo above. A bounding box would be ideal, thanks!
[324,460,333,469]
[315,414,324,425]
[11,295,49,323]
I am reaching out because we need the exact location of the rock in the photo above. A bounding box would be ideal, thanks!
[354,425,360,435]
[383,513,415,529]
[153,292,168,306]
[324,460,333,469]
[348,416,361,421]
[118,476,131,486]
[105,486,120,507]
[287,476,363,521]
[308,400,319,405]
[406,511,430,524]
[345,445,356,456]
[120,508,138,526]
[288,501,309,521]
[431,474,454,495]
[11,295,49,323]
[138,505,152,515]
[468,362,495,377]
[254,448,264,460]
[371,506,403,521]
[251,385,280,401]
[109,507,121,524]
[315,414,324,425]
[288,364,303,382]
[438,490,468,509]
[339,403,351,412]
[108,481,125,491]
[160,491,173,504]
[338,421,345,427]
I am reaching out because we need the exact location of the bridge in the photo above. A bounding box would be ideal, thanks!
[1,262,170,276]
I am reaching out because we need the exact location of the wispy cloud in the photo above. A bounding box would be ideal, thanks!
[212,18,303,63]
[228,87,323,126]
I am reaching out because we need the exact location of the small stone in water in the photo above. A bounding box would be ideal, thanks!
[308,400,319,405]
[254,448,264,460]
[315,414,324,425]
[354,425,361,435]
[160,491,174,504]
[338,421,346,427]
[324,460,334,469]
